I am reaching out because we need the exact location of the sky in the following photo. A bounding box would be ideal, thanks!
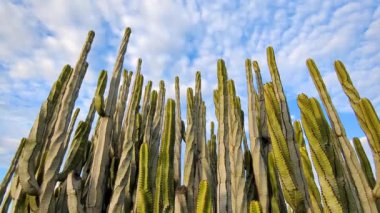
[0,0,379,180]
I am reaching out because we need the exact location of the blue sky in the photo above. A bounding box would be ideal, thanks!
[0,0,379,180]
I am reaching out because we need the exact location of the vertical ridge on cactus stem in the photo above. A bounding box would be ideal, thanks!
[227,80,247,213]
[86,27,131,213]
[266,47,310,211]
[353,137,376,188]
[108,73,143,212]
[215,59,232,213]
[174,76,182,190]
[208,121,217,211]
[334,60,380,197]
[175,186,188,213]
[150,80,166,194]
[0,138,26,204]
[245,59,269,212]
[154,99,176,213]
[67,172,84,213]
[307,59,377,212]
[196,180,212,213]
[267,151,285,213]
[298,94,343,212]
[252,61,268,139]
[293,121,323,213]
[135,143,153,213]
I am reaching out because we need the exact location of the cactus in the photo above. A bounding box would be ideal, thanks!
[298,94,343,212]
[3,28,380,213]
[154,99,176,213]
[135,143,153,213]
[94,70,107,117]
[307,59,377,212]
[249,201,261,213]
[196,180,212,213]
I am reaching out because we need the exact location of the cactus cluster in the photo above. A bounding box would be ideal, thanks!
[0,27,380,213]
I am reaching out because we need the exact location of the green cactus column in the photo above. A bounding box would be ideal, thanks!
[86,27,131,213]
[174,76,182,189]
[135,143,153,213]
[154,99,176,213]
[334,61,380,197]
[214,59,232,213]
[307,59,377,212]
[196,180,212,213]
[245,59,269,212]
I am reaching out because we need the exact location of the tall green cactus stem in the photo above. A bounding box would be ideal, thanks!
[252,60,268,139]
[67,172,84,213]
[112,70,133,159]
[94,70,107,117]
[39,30,93,210]
[108,73,143,212]
[267,151,285,213]
[226,80,247,213]
[246,59,269,212]
[334,61,380,196]
[353,137,376,188]
[249,201,261,213]
[154,99,176,213]
[214,59,232,213]
[264,83,305,211]
[0,138,26,204]
[142,91,158,145]
[267,47,310,210]
[135,143,153,213]
[307,59,377,212]
[149,80,165,193]
[18,63,75,196]
[174,76,182,189]
[298,94,345,212]
[141,81,152,126]
[196,180,212,213]
[86,27,131,213]
[293,121,322,213]
[208,121,217,211]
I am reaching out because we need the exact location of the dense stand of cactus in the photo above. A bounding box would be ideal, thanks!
[0,27,380,213]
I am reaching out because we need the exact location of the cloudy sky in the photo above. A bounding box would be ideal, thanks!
[0,0,379,179]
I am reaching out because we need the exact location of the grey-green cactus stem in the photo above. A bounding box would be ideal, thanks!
[86,27,131,213]
[174,186,188,213]
[141,81,152,127]
[135,143,153,213]
[226,80,247,213]
[298,94,343,212]
[267,47,310,211]
[307,59,377,212]
[154,99,176,213]
[214,59,232,213]
[0,138,26,204]
[353,137,376,188]
[67,172,84,213]
[149,80,166,193]
[267,151,286,213]
[108,73,143,212]
[208,121,217,212]
[94,70,107,117]
[174,76,182,189]
[245,59,269,212]
[112,70,133,159]
[334,60,380,197]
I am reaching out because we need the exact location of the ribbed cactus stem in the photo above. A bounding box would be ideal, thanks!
[267,47,310,211]
[0,138,26,204]
[174,76,182,189]
[86,27,131,213]
[154,99,176,213]
[108,73,143,212]
[307,59,377,212]
[214,59,232,213]
[94,70,107,117]
[353,137,376,188]
[174,186,188,213]
[249,201,261,213]
[246,59,269,212]
[67,172,84,213]
[196,180,212,213]
[135,143,153,213]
